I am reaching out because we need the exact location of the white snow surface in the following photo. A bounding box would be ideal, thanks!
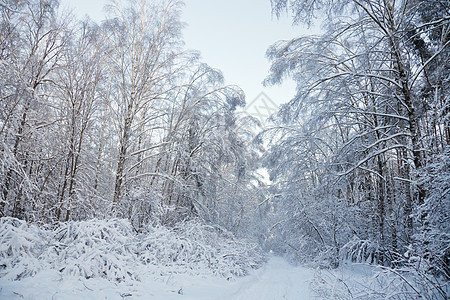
[3,217,431,299]
[0,217,316,299]
[0,256,315,299]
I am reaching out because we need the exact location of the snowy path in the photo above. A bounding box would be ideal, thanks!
[221,257,314,300]
[0,256,315,300]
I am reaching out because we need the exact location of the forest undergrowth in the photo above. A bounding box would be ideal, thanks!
[0,217,264,283]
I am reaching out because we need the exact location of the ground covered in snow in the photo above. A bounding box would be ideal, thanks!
[0,217,268,299]
[0,256,316,299]
[1,218,444,299]
[0,217,316,299]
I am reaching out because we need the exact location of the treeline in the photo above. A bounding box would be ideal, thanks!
[0,0,261,234]
[262,0,449,286]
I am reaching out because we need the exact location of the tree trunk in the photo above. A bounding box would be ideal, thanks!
[113,106,133,209]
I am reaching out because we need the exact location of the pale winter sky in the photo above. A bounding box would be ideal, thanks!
[60,0,314,122]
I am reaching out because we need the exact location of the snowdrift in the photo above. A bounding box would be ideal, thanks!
[0,217,264,283]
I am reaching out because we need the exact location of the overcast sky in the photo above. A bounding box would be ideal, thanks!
[60,0,313,117]
[181,0,299,106]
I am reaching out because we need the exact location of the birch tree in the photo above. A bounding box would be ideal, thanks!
[101,0,184,211]
[52,20,105,221]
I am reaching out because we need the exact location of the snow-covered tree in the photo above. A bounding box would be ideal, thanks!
[263,0,450,272]
[100,0,185,210]
[0,0,261,236]
[51,20,105,222]
[0,0,71,220]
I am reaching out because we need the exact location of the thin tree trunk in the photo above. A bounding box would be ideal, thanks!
[113,107,133,209]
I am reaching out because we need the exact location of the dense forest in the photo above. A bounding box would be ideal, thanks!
[0,0,261,233]
[261,0,449,296]
[0,0,449,298]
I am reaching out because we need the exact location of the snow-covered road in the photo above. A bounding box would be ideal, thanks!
[220,256,314,300]
[0,256,315,300]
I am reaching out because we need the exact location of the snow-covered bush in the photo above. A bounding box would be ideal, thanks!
[415,147,450,280]
[0,217,264,283]
[48,218,139,282]
[311,263,448,299]
[341,238,381,264]
[137,220,264,278]
[0,217,50,280]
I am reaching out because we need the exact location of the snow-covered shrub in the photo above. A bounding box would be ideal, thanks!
[0,217,264,283]
[341,238,381,264]
[0,217,50,280]
[137,220,264,278]
[261,188,351,269]
[311,263,448,299]
[415,146,450,280]
[180,221,264,276]
[115,185,165,229]
[48,218,139,282]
